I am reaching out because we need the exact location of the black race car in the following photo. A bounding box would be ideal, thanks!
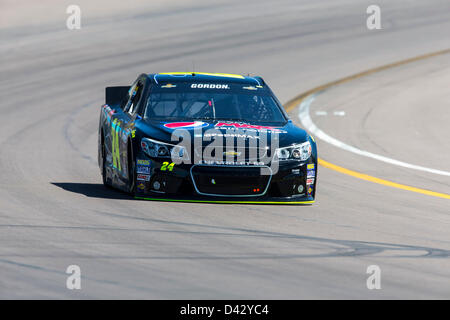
[98,72,317,204]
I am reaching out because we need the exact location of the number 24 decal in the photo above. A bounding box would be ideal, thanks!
[160,162,175,171]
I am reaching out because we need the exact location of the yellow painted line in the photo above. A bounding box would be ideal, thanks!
[284,49,450,200]
[319,159,450,200]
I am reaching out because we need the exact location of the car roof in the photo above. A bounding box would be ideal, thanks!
[148,72,265,86]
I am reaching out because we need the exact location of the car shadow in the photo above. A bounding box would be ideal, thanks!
[51,183,133,200]
[51,183,312,206]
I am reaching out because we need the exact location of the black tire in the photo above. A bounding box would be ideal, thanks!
[127,141,136,195]
[102,133,112,188]
[101,134,111,187]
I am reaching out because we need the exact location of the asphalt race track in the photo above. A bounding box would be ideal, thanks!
[0,0,449,298]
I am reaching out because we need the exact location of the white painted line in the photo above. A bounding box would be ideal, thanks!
[315,111,328,116]
[333,111,345,116]
[299,94,450,177]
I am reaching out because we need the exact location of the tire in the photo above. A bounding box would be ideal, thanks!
[101,139,109,187]
[127,141,136,195]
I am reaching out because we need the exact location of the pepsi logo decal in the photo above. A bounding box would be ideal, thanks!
[164,121,209,129]
[215,122,284,132]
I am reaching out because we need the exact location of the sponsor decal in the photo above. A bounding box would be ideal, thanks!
[137,174,151,181]
[137,183,145,190]
[307,185,313,194]
[137,165,151,174]
[215,122,284,133]
[190,83,230,89]
[161,83,177,88]
[111,119,122,172]
[129,86,139,98]
[223,150,242,156]
[164,121,209,129]
[307,164,315,170]
[137,159,151,166]
[200,160,264,166]
[203,132,259,139]
[306,178,314,185]
[307,169,315,178]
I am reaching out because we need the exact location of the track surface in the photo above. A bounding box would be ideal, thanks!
[0,0,449,298]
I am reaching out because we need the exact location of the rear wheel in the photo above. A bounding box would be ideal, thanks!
[101,134,110,187]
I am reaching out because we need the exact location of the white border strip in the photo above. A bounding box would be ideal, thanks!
[299,94,450,177]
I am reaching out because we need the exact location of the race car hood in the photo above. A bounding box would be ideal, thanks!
[136,119,309,149]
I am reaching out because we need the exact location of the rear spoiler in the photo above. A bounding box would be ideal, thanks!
[105,86,130,106]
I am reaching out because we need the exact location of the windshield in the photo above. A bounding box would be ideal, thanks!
[144,83,287,125]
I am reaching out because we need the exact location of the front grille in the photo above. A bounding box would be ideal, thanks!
[190,165,272,197]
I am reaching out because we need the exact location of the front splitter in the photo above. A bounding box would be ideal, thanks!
[134,194,315,205]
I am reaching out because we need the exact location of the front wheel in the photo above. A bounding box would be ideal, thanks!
[127,141,136,195]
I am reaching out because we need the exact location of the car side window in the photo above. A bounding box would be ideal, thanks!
[123,81,143,115]
[120,88,132,111]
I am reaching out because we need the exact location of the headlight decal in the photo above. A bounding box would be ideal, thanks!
[275,141,312,161]
[141,137,189,161]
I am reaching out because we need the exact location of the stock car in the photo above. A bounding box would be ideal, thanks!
[98,72,317,204]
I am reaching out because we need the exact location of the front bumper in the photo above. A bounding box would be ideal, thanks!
[134,157,317,204]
